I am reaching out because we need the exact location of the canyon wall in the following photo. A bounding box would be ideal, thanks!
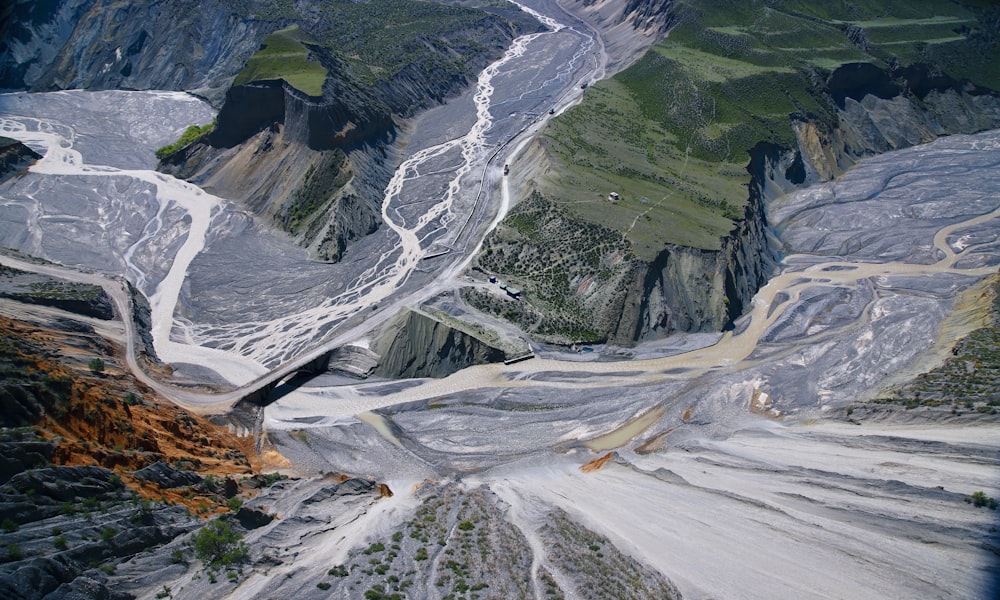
[372,310,507,379]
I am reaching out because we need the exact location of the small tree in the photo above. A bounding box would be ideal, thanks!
[88,358,105,375]
[193,519,248,569]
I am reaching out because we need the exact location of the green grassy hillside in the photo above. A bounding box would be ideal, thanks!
[534,0,1000,259]
[234,25,328,96]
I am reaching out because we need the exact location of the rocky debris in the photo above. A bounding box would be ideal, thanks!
[580,452,616,473]
[305,483,534,599]
[863,276,1000,416]
[133,462,202,489]
[0,470,199,600]
[0,466,126,524]
[241,481,679,599]
[568,0,675,71]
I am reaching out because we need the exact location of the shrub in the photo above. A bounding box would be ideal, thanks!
[88,358,105,374]
[967,491,998,509]
[363,542,385,555]
[4,544,23,562]
[53,536,68,550]
[1,519,18,533]
[193,519,249,569]
[328,565,348,577]
[317,582,331,590]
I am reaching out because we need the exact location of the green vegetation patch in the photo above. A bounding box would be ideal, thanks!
[536,71,755,257]
[193,518,249,570]
[473,192,631,343]
[155,122,214,160]
[533,0,1000,258]
[872,276,1000,412]
[234,25,328,97]
[282,149,351,233]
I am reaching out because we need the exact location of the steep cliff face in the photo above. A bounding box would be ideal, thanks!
[471,184,777,346]
[625,178,778,342]
[794,63,1000,184]
[160,111,392,261]
[630,68,1000,342]
[1,0,268,105]
[373,309,507,379]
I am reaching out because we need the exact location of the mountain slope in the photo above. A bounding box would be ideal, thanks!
[474,0,1000,344]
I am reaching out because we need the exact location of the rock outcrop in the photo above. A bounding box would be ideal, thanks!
[0,137,41,183]
[793,63,1000,185]
[625,179,778,341]
[373,309,507,379]
[159,86,392,262]
[472,186,777,345]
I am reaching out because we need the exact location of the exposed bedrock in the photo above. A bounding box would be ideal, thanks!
[0,137,42,183]
[567,0,676,70]
[794,63,1000,184]
[206,77,392,152]
[160,85,391,262]
[372,309,507,379]
[157,57,395,263]
[624,173,778,342]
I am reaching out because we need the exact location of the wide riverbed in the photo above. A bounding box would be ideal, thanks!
[1,12,998,599]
